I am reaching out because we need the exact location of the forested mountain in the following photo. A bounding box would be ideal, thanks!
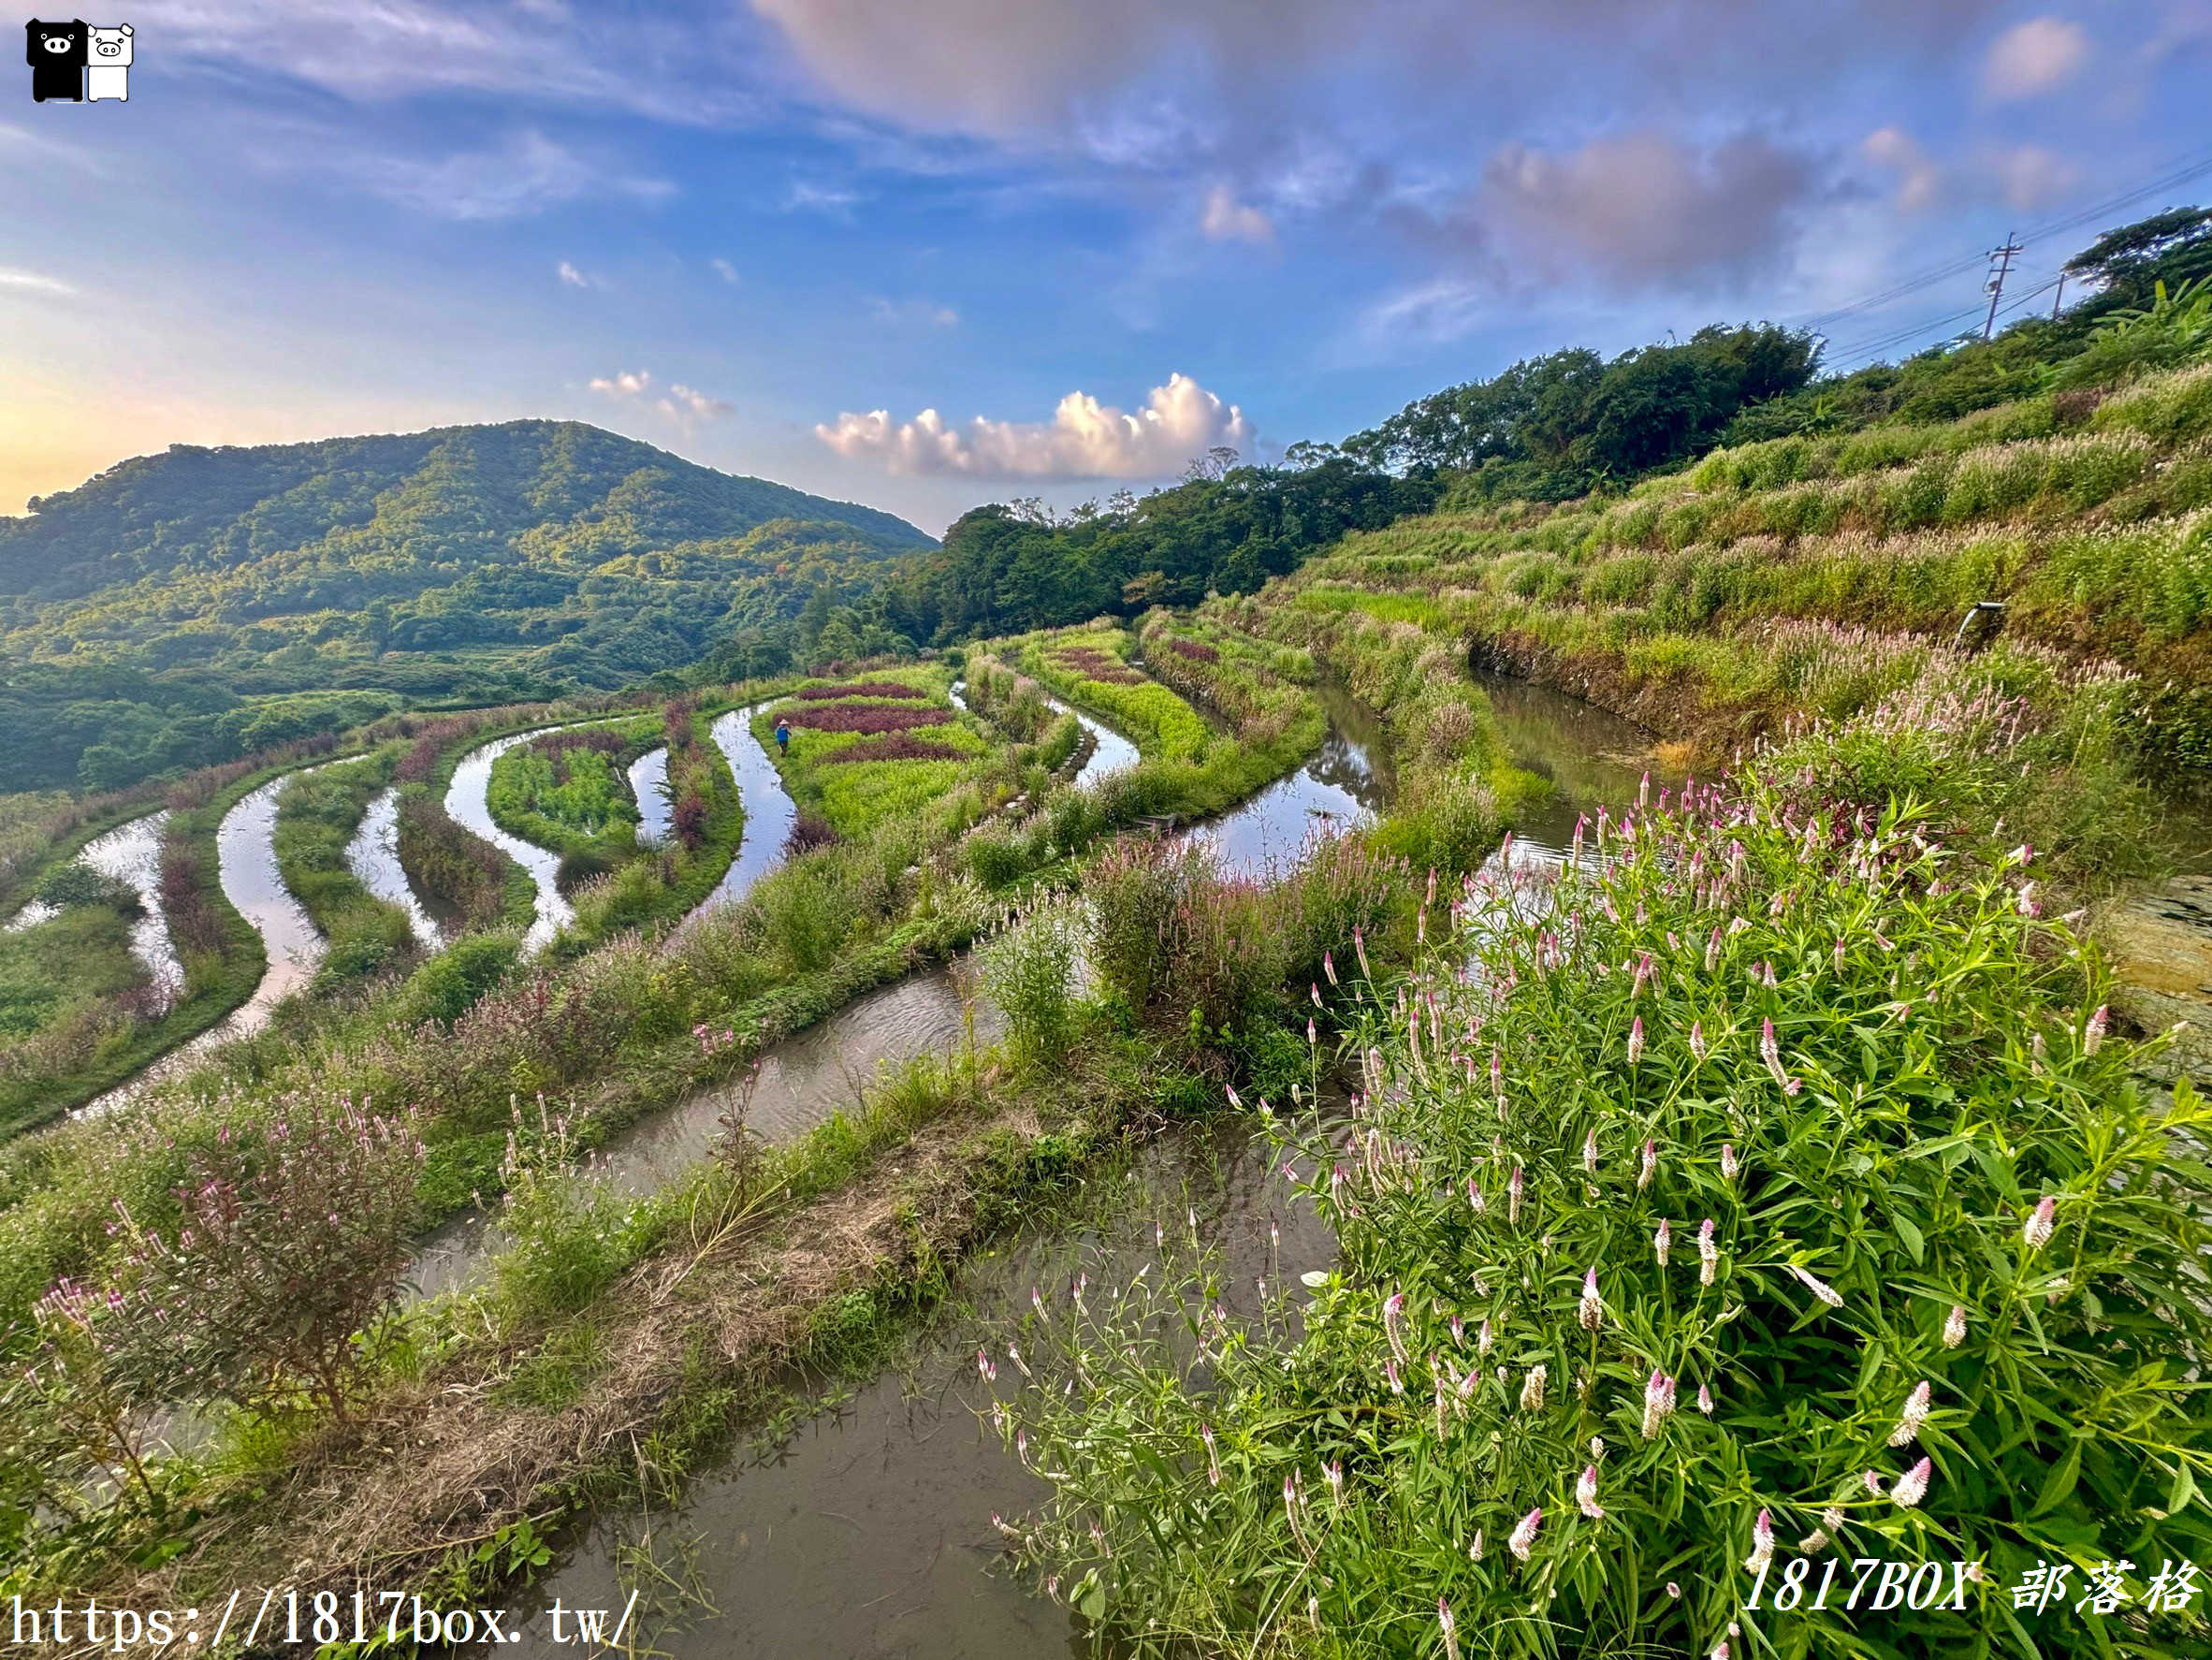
[0,422,932,791]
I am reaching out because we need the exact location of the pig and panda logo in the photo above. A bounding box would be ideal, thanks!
[25,19,131,103]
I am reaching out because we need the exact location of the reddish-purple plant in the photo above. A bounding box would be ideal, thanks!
[793,680,927,701]
[783,704,953,734]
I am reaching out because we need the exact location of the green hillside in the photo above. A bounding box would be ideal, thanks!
[0,421,934,793]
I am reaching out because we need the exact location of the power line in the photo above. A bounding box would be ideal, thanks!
[1795,142,2212,334]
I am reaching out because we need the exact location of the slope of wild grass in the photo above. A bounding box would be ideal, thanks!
[1231,359,2212,785]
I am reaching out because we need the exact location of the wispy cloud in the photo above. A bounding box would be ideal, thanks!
[817,372,1253,478]
[333,129,674,222]
[784,180,863,216]
[868,297,960,328]
[710,257,741,284]
[0,268,78,298]
[590,370,733,430]
[558,261,595,288]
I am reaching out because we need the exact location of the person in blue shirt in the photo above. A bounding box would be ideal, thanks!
[774,717,790,755]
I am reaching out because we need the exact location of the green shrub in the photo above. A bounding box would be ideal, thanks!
[400,931,521,1027]
[982,899,1083,1068]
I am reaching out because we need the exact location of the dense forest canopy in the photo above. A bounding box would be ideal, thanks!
[0,421,931,792]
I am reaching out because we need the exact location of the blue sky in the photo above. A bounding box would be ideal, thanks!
[4,1,2209,534]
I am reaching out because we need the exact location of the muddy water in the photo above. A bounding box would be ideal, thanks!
[409,963,1006,1299]
[684,706,798,925]
[345,788,446,952]
[1196,681,1392,880]
[8,813,185,1007]
[445,730,582,955]
[493,1114,1325,1660]
[1473,671,1683,858]
[630,748,674,847]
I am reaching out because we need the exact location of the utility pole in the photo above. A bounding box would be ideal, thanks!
[1983,232,2023,341]
[2051,271,2066,321]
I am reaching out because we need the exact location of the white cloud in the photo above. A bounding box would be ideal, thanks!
[661,384,735,419]
[710,257,741,284]
[1862,127,1943,212]
[817,372,1254,479]
[590,371,732,427]
[0,268,77,298]
[1201,184,1274,244]
[1983,17,2090,100]
[785,181,862,215]
[868,297,961,328]
[558,261,595,288]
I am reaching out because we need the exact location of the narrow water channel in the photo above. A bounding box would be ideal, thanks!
[630,748,674,847]
[1195,680,1392,880]
[491,1113,1325,1660]
[683,705,798,926]
[409,963,1006,1299]
[444,730,584,955]
[211,769,329,1030]
[345,788,447,951]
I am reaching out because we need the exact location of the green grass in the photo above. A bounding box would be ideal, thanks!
[1014,626,1216,764]
[752,664,996,840]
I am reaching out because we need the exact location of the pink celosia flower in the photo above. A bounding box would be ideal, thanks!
[1743,1508,1775,1574]
[1508,1507,1543,1561]
[1698,1217,1718,1286]
[1760,1017,1789,1088]
[1577,1464,1605,1520]
[1641,1369,1677,1438]
[1579,1267,1604,1332]
[1690,1020,1708,1062]
[1638,1139,1657,1190]
[1508,1164,1524,1227]
[1943,1304,1968,1348]
[1697,1382,1714,1415]
[2023,1196,2057,1252]
[1790,1264,1844,1308]
[1519,1364,1546,1413]
[1653,1217,1672,1266]
[1720,1143,1739,1181]
[1438,1600,1460,1660]
[1583,1129,1599,1174]
[2084,1005,2107,1057]
[1891,1456,1931,1508]
[1627,1016,1646,1065]
[1888,1380,1931,1447]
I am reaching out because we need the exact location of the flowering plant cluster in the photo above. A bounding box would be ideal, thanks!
[990,760,2212,1655]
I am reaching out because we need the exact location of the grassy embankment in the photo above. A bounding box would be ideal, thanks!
[750,665,996,840]
[1238,362,2212,789]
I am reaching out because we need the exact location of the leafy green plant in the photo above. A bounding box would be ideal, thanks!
[994,743,2212,1657]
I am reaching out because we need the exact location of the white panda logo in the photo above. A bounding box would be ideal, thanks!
[85,23,131,102]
